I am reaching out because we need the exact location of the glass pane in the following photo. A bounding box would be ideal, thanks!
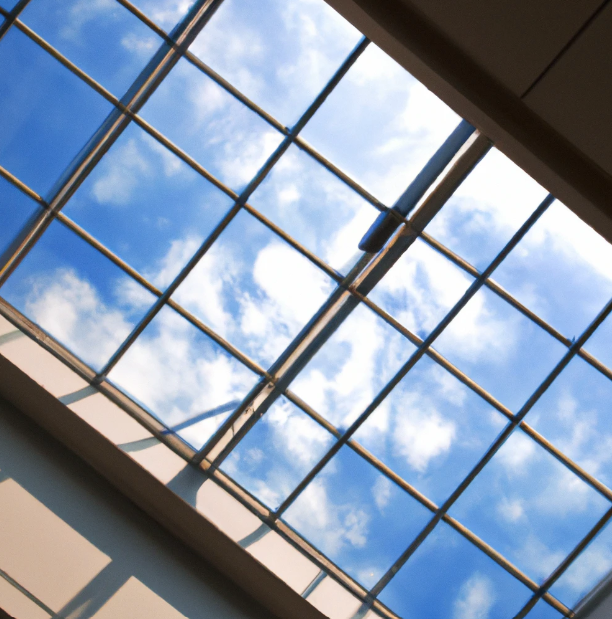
[378,521,531,618]
[449,430,610,584]
[140,56,284,193]
[493,201,612,338]
[222,396,334,510]
[0,176,43,267]
[189,0,361,124]
[109,304,260,449]
[0,219,156,370]
[249,143,374,273]
[527,600,565,618]
[525,357,612,490]
[425,149,548,271]
[549,517,612,609]
[127,0,195,31]
[368,238,473,340]
[0,27,112,196]
[289,301,416,430]
[63,121,233,284]
[0,0,18,10]
[433,286,567,412]
[173,209,335,368]
[301,44,461,204]
[354,356,507,505]
[21,0,161,97]
[284,445,432,588]
[586,312,612,370]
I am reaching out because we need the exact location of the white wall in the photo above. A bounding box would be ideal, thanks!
[0,397,273,619]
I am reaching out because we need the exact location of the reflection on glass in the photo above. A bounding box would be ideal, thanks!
[550,517,612,609]
[0,28,112,196]
[222,396,334,510]
[173,209,335,368]
[379,521,531,617]
[527,600,565,618]
[0,220,156,371]
[368,238,473,340]
[0,176,43,266]
[301,44,460,204]
[21,0,161,96]
[354,356,506,504]
[64,121,233,283]
[449,430,610,583]
[250,144,374,273]
[525,357,612,490]
[127,0,195,31]
[140,56,283,193]
[284,445,432,588]
[434,286,566,412]
[425,149,548,271]
[189,0,360,124]
[585,313,612,371]
[109,305,259,449]
[290,302,415,430]
[493,201,612,338]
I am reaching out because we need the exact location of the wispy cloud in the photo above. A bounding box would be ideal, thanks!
[453,574,495,619]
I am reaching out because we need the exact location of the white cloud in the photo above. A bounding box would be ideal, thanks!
[25,268,134,369]
[496,497,525,523]
[453,574,495,619]
[265,400,332,469]
[60,0,117,42]
[92,138,150,206]
[140,0,194,30]
[372,476,392,511]
[120,32,158,57]
[514,536,565,581]
[392,401,456,472]
[496,432,537,475]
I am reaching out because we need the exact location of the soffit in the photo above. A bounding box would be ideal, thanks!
[394,0,603,96]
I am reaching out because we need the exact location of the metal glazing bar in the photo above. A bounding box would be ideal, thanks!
[371,287,612,613]
[272,193,553,524]
[195,133,490,468]
[0,0,226,288]
[94,36,370,381]
[0,0,31,42]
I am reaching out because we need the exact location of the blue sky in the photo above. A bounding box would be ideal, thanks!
[1,1,612,617]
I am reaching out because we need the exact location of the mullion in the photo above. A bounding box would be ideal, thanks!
[0,0,226,287]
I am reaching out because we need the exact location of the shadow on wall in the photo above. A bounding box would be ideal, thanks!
[0,399,271,619]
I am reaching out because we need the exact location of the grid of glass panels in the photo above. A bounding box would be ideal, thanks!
[1,0,612,617]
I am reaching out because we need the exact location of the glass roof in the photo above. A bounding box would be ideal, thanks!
[1,0,612,617]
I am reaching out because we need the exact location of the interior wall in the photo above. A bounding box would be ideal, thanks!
[0,396,274,619]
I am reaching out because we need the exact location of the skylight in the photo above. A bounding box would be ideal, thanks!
[1,1,612,618]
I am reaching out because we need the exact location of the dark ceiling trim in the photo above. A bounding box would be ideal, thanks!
[325,0,612,243]
[0,352,327,619]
